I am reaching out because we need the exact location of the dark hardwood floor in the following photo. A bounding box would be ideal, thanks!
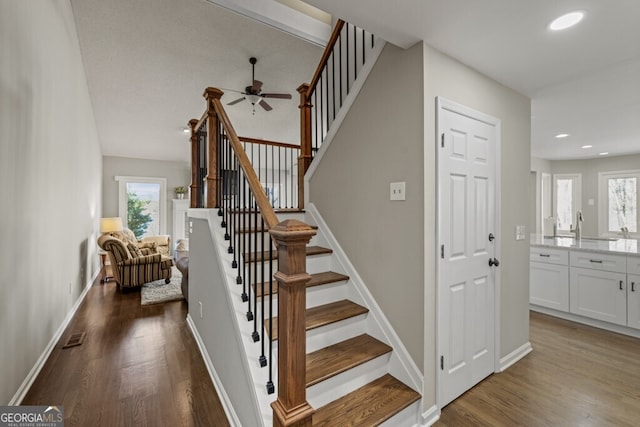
[437,311,640,426]
[22,274,230,427]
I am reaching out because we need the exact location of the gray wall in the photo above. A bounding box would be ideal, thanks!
[423,44,531,404]
[311,40,531,409]
[550,153,640,237]
[0,0,103,404]
[310,43,425,368]
[102,155,190,241]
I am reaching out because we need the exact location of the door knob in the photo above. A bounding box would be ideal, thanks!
[489,257,500,267]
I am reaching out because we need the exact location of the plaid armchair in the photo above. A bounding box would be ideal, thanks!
[98,234,173,290]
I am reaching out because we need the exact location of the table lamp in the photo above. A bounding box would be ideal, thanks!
[100,217,123,236]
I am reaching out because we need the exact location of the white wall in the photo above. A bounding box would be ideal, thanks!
[422,44,531,406]
[0,0,103,404]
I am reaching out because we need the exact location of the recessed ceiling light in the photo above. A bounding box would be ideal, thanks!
[549,11,585,31]
[581,145,592,149]
[555,133,570,139]
[599,152,609,156]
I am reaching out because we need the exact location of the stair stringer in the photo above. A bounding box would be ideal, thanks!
[305,203,425,410]
[189,209,276,426]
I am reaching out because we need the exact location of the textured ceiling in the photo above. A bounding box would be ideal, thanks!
[71,0,323,162]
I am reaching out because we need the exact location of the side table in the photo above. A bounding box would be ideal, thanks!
[99,252,113,283]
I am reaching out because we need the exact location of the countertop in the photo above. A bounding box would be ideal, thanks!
[531,234,640,256]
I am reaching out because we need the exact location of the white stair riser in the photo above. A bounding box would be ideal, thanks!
[307,354,391,409]
[305,314,367,353]
[241,253,332,278]
[255,281,351,318]
[380,400,421,427]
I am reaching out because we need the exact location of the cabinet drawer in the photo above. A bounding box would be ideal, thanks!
[530,247,569,265]
[569,250,626,273]
[627,256,640,275]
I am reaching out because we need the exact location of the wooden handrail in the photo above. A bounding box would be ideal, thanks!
[238,136,300,150]
[207,88,280,230]
[306,19,345,98]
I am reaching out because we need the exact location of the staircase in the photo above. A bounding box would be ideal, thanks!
[207,208,421,426]
[186,19,423,426]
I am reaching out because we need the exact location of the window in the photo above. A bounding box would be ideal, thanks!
[553,173,582,233]
[115,176,167,238]
[599,170,639,237]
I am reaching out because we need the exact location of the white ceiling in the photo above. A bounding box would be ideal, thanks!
[305,0,640,160]
[72,0,640,162]
[70,0,323,162]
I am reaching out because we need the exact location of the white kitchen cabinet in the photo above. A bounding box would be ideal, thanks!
[530,247,569,311]
[530,262,569,311]
[628,274,640,330]
[569,267,627,326]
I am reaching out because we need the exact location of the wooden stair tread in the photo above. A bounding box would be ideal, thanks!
[266,300,368,341]
[253,271,349,297]
[236,224,317,233]
[244,245,332,263]
[312,374,420,427]
[306,334,391,387]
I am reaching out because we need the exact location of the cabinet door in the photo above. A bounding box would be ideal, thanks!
[569,267,627,326]
[628,274,640,330]
[530,262,569,311]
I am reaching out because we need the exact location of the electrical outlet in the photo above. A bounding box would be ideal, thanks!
[515,225,527,240]
[199,301,203,319]
[390,182,406,201]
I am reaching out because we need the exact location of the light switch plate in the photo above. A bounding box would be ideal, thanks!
[390,182,406,201]
[515,225,527,240]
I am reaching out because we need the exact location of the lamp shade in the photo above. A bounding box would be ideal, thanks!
[100,217,123,234]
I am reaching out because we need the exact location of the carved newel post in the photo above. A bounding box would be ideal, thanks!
[269,219,316,427]
[203,87,223,208]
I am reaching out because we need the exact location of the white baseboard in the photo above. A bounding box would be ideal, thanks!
[10,270,99,405]
[421,404,440,426]
[186,314,240,427]
[499,341,532,372]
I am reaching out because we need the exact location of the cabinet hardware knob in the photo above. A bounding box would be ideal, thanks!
[632,282,636,292]
[589,259,603,264]
[539,254,551,258]
[620,280,624,290]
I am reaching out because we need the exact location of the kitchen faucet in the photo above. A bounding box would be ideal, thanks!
[571,210,583,241]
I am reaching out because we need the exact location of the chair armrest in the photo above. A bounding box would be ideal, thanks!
[120,253,162,266]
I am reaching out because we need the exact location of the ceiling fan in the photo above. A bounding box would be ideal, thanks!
[226,57,292,114]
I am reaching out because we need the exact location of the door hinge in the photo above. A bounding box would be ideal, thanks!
[441,133,445,148]
[440,355,444,370]
[441,245,444,259]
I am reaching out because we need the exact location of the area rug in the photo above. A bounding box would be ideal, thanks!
[141,268,184,306]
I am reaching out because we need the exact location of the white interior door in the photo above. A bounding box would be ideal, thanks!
[436,97,500,407]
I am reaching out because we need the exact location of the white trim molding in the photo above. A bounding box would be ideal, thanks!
[499,342,533,372]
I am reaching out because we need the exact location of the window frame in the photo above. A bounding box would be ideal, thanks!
[115,175,167,236]
[598,169,640,238]
[553,173,582,234]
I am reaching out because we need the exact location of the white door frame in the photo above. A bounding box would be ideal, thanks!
[434,96,502,408]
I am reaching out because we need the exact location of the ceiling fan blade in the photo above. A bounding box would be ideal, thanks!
[220,87,245,94]
[259,99,272,111]
[252,79,263,92]
[227,97,246,106]
[261,93,292,100]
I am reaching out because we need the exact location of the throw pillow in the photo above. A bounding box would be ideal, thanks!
[127,243,144,258]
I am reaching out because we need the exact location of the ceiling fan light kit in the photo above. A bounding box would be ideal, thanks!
[226,57,293,114]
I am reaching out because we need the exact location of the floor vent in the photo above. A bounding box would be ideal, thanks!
[62,332,86,349]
